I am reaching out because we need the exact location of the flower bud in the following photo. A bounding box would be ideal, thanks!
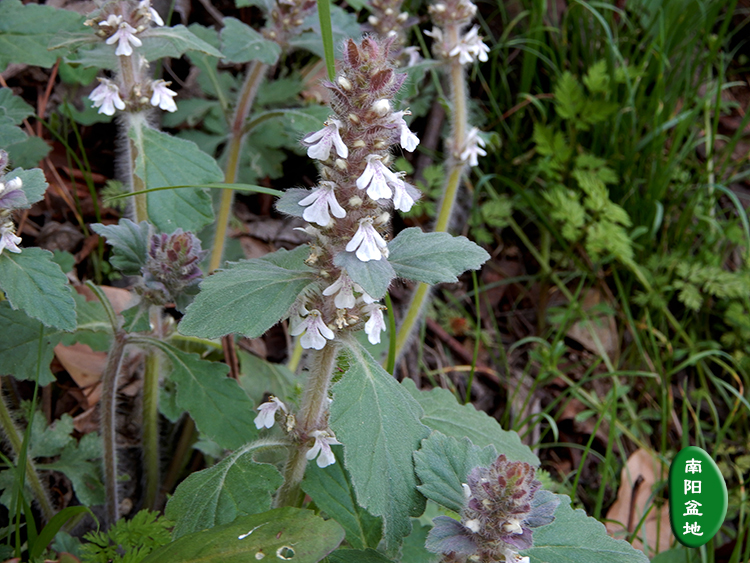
[372,99,391,116]
[337,76,353,91]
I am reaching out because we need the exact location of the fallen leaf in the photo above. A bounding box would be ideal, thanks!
[606,447,674,556]
[566,289,618,358]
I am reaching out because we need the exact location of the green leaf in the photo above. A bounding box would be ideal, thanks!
[147,508,344,563]
[5,168,48,208]
[302,448,383,550]
[554,72,585,120]
[0,247,76,331]
[414,433,498,513]
[235,0,275,12]
[0,0,84,72]
[400,520,437,563]
[330,340,430,553]
[387,228,490,285]
[0,303,61,384]
[582,100,618,124]
[179,247,316,339]
[41,434,105,506]
[402,379,538,464]
[28,413,74,458]
[91,218,150,276]
[30,506,93,560]
[156,343,259,450]
[3,136,51,168]
[130,124,221,233]
[237,350,299,405]
[289,6,362,60]
[583,60,610,94]
[0,88,34,124]
[275,188,310,217]
[522,494,650,563]
[0,124,26,145]
[334,251,395,300]
[164,441,284,538]
[220,18,281,65]
[317,0,336,80]
[326,549,393,563]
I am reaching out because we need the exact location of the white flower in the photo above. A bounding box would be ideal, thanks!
[392,181,417,213]
[346,217,388,262]
[99,14,123,28]
[389,110,419,152]
[450,26,489,64]
[356,155,405,201]
[503,518,523,534]
[303,119,348,161]
[306,430,341,468]
[465,519,481,533]
[364,303,386,345]
[150,80,177,112]
[460,127,487,166]
[139,0,164,26]
[404,46,421,67]
[424,27,444,42]
[322,272,369,309]
[254,396,288,429]
[89,79,126,116]
[298,182,346,227]
[0,221,22,255]
[106,20,142,57]
[290,309,335,350]
[0,177,27,210]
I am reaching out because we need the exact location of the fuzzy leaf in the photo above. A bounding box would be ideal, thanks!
[275,188,310,217]
[0,302,62,385]
[42,434,105,506]
[179,247,316,339]
[164,443,283,538]
[334,251,395,300]
[0,0,84,71]
[237,351,298,404]
[522,494,650,563]
[402,379,538,464]
[158,344,258,450]
[387,228,489,285]
[220,17,281,65]
[4,167,48,208]
[425,516,476,555]
[330,340,430,554]
[302,448,383,550]
[0,248,76,331]
[130,124,221,233]
[91,219,150,276]
[3,136,50,168]
[148,508,344,563]
[0,88,34,124]
[414,433,497,513]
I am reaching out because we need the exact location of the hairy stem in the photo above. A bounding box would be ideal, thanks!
[394,50,468,363]
[274,343,340,508]
[209,61,268,272]
[118,54,149,222]
[142,307,162,510]
[101,331,128,527]
[0,380,54,521]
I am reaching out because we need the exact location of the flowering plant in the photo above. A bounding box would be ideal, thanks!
[0,1,654,562]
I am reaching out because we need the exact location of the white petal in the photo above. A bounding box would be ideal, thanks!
[316,442,336,467]
[307,137,332,161]
[345,226,366,253]
[356,161,376,191]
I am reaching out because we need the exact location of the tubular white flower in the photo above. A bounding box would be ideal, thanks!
[150,80,177,112]
[89,79,126,116]
[390,110,420,152]
[404,46,422,67]
[450,26,490,64]
[346,217,388,262]
[364,303,386,345]
[303,119,349,161]
[306,430,341,468]
[322,272,365,309]
[0,222,22,255]
[298,182,346,227]
[290,309,335,350]
[106,21,142,57]
[460,127,487,166]
[392,180,416,212]
[139,0,164,26]
[0,178,27,210]
[254,396,288,429]
[356,154,404,201]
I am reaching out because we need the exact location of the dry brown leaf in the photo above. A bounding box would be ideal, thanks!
[605,447,674,556]
[54,342,106,390]
[75,284,138,314]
